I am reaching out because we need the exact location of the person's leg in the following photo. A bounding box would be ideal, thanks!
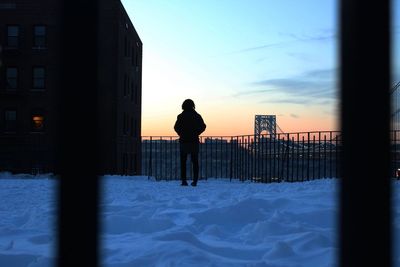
[180,144,188,185]
[191,152,199,186]
[190,143,200,186]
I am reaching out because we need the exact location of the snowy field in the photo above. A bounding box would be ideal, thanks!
[0,173,399,267]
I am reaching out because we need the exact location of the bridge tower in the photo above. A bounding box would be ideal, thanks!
[254,115,277,138]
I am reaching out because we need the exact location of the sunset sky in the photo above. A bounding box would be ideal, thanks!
[122,0,400,136]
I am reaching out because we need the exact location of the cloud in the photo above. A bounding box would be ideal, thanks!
[290,113,299,118]
[240,68,338,105]
[233,89,276,97]
[230,32,335,54]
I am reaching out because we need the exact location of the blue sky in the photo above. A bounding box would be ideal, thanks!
[122,0,399,136]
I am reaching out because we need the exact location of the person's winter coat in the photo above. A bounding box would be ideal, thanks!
[174,109,206,143]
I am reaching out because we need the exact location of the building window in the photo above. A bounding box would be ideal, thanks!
[4,110,17,132]
[33,25,46,48]
[6,67,18,90]
[6,25,19,48]
[33,67,45,89]
[31,111,45,132]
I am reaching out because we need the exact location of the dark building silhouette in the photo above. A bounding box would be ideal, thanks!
[0,0,142,175]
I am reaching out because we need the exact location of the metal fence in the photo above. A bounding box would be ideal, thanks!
[1,130,399,180]
[142,131,400,182]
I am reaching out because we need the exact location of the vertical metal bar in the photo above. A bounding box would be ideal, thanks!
[236,137,239,181]
[249,135,252,181]
[241,136,244,181]
[277,134,280,181]
[337,132,340,178]
[249,136,252,181]
[225,138,228,178]
[279,135,284,180]
[160,138,163,180]
[205,137,208,178]
[397,131,399,180]
[324,135,327,178]
[149,137,153,178]
[58,0,99,266]
[312,135,315,180]
[340,0,391,265]
[244,136,247,181]
[236,136,239,181]
[280,135,283,180]
[249,136,251,181]
[237,136,240,181]
[267,134,271,183]
[154,138,157,179]
[230,137,233,180]
[169,137,172,180]
[318,132,321,179]
[251,136,254,180]
[259,135,262,182]
[286,134,289,182]
[157,137,160,180]
[261,135,265,182]
[242,136,245,181]
[220,137,223,178]
[301,135,304,181]
[238,137,241,181]
[329,131,333,178]
[272,135,276,181]
[254,136,257,181]
[296,133,300,182]
[160,137,163,180]
[251,136,254,181]
[306,132,310,181]
[395,132,398,179]
[162,137,166,180]
[291,136,294,182]
[199,137,202,179]
[175,137,178,179]
[210,138,213,178]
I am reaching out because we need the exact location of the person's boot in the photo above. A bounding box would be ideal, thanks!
[181,179,188,186]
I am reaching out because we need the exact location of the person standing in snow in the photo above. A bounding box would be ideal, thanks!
[174,99,206,186]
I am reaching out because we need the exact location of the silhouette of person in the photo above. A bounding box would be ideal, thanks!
[174,99,206,186]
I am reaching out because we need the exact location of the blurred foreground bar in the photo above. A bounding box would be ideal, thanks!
[340,0,392,266]
[57,0,99,266]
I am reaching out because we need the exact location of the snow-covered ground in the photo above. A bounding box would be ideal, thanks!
[0,172,398,267]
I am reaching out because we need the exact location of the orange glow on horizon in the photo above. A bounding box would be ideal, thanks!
[142,112,338,137]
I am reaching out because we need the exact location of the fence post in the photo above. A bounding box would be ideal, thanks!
[340,0,391,265]
[149,137,152,178]
[58,0,99,266]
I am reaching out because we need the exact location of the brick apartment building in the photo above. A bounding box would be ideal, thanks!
[0,0,142,175]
